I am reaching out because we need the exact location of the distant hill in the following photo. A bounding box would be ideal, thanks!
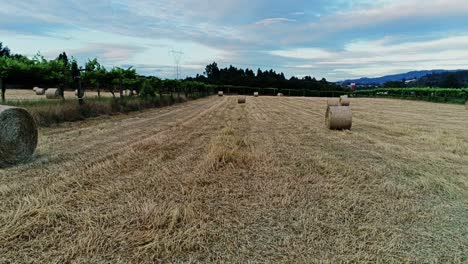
[339,70,461,85]
[411,70,468,88]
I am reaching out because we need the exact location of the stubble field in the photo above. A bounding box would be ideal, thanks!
[4,89,117,101]
[1,96,467,262]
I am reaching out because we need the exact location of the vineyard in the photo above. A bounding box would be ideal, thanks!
[1,96,467,262]
[354,87,468,104]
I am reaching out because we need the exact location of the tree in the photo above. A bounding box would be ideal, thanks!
[383,81,405,88]
[442,74,461,88]
[0,42,11,57]
[204,62,220,83]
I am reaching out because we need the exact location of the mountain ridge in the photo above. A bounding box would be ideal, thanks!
[338,70,463,85]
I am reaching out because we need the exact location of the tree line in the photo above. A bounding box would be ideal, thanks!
[186,62,343,91]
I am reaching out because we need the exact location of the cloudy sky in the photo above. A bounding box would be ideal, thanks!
[1,0,468,81]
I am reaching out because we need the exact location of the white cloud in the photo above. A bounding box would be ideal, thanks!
[255,18,296,26]
[270,48,335,60]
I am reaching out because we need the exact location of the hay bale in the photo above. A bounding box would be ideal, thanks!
[327,98,340,106]
[238,96,246,104]
[33,87,39,92]
[74,89,79,96]
[45,88,62,99]
[325,106,352,130]
[0,106,38,167]
[254,92,259,97]
[340,95,351,106]
[465,101,468,110]
[277,93,283,96]
[35,88,46,95]
[218,91,224,96]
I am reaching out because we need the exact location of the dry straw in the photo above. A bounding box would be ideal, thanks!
[238,96,246,104]
[35,88,46,95]
[218,91,224,96]
[327,98,340,106]
[340,95,351,106]
[0,105,38,167]
[325,106,352,130]
[45,88,62,99]
[254,92,259,97]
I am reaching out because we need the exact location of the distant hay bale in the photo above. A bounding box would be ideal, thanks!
[277,93,283,96]
[218,91,224,96]
[327,98,340,106]
[325,106,352,130]
[35,88,46,95]
[238,96,246,104]
[132,90,138,95]
[254,92,259,97]
[124,89,131,96]
[0,106,38,167]
[465,101,468,110]
[74,89,78,96]
[340,95,351,106]
[33,87,39,92]
[45,88,62,99]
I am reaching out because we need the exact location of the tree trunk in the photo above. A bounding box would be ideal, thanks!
[119,77,123,98]
[97,83,101,98]
[110,86,116,99]
[0,78,5,103]
[78,77,84,106]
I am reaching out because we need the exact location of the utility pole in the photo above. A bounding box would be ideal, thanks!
[169,49,184,79]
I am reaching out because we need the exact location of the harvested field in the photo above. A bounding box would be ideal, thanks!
[4,89,118,101]
[1,96,467,262]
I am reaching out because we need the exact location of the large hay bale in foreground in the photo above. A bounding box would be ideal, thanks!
[325,106,352,130]
[327,98,340,106]
[35,88,46,95]
[340,95,351,106]
[45,88,62,99]
[218,91,224,96]
[0,106,38,167]
[238,96,246,104]
[254,92,259,97]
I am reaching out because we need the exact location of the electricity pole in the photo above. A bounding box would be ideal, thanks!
[169,49,184,79]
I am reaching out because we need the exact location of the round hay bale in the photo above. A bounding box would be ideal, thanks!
[325,106,352,130]
[35,88,46,95]
[277,93,283,96]
[33,87,39,92]
[238,96,246,104]
[340,95,351,106]
[0,106,38,167]
[74,89,79,96]
[218,91,224,96]
[254,92,259,97]
[45,88,62,99]
[465,101,468,110]
[327,98,340,106]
